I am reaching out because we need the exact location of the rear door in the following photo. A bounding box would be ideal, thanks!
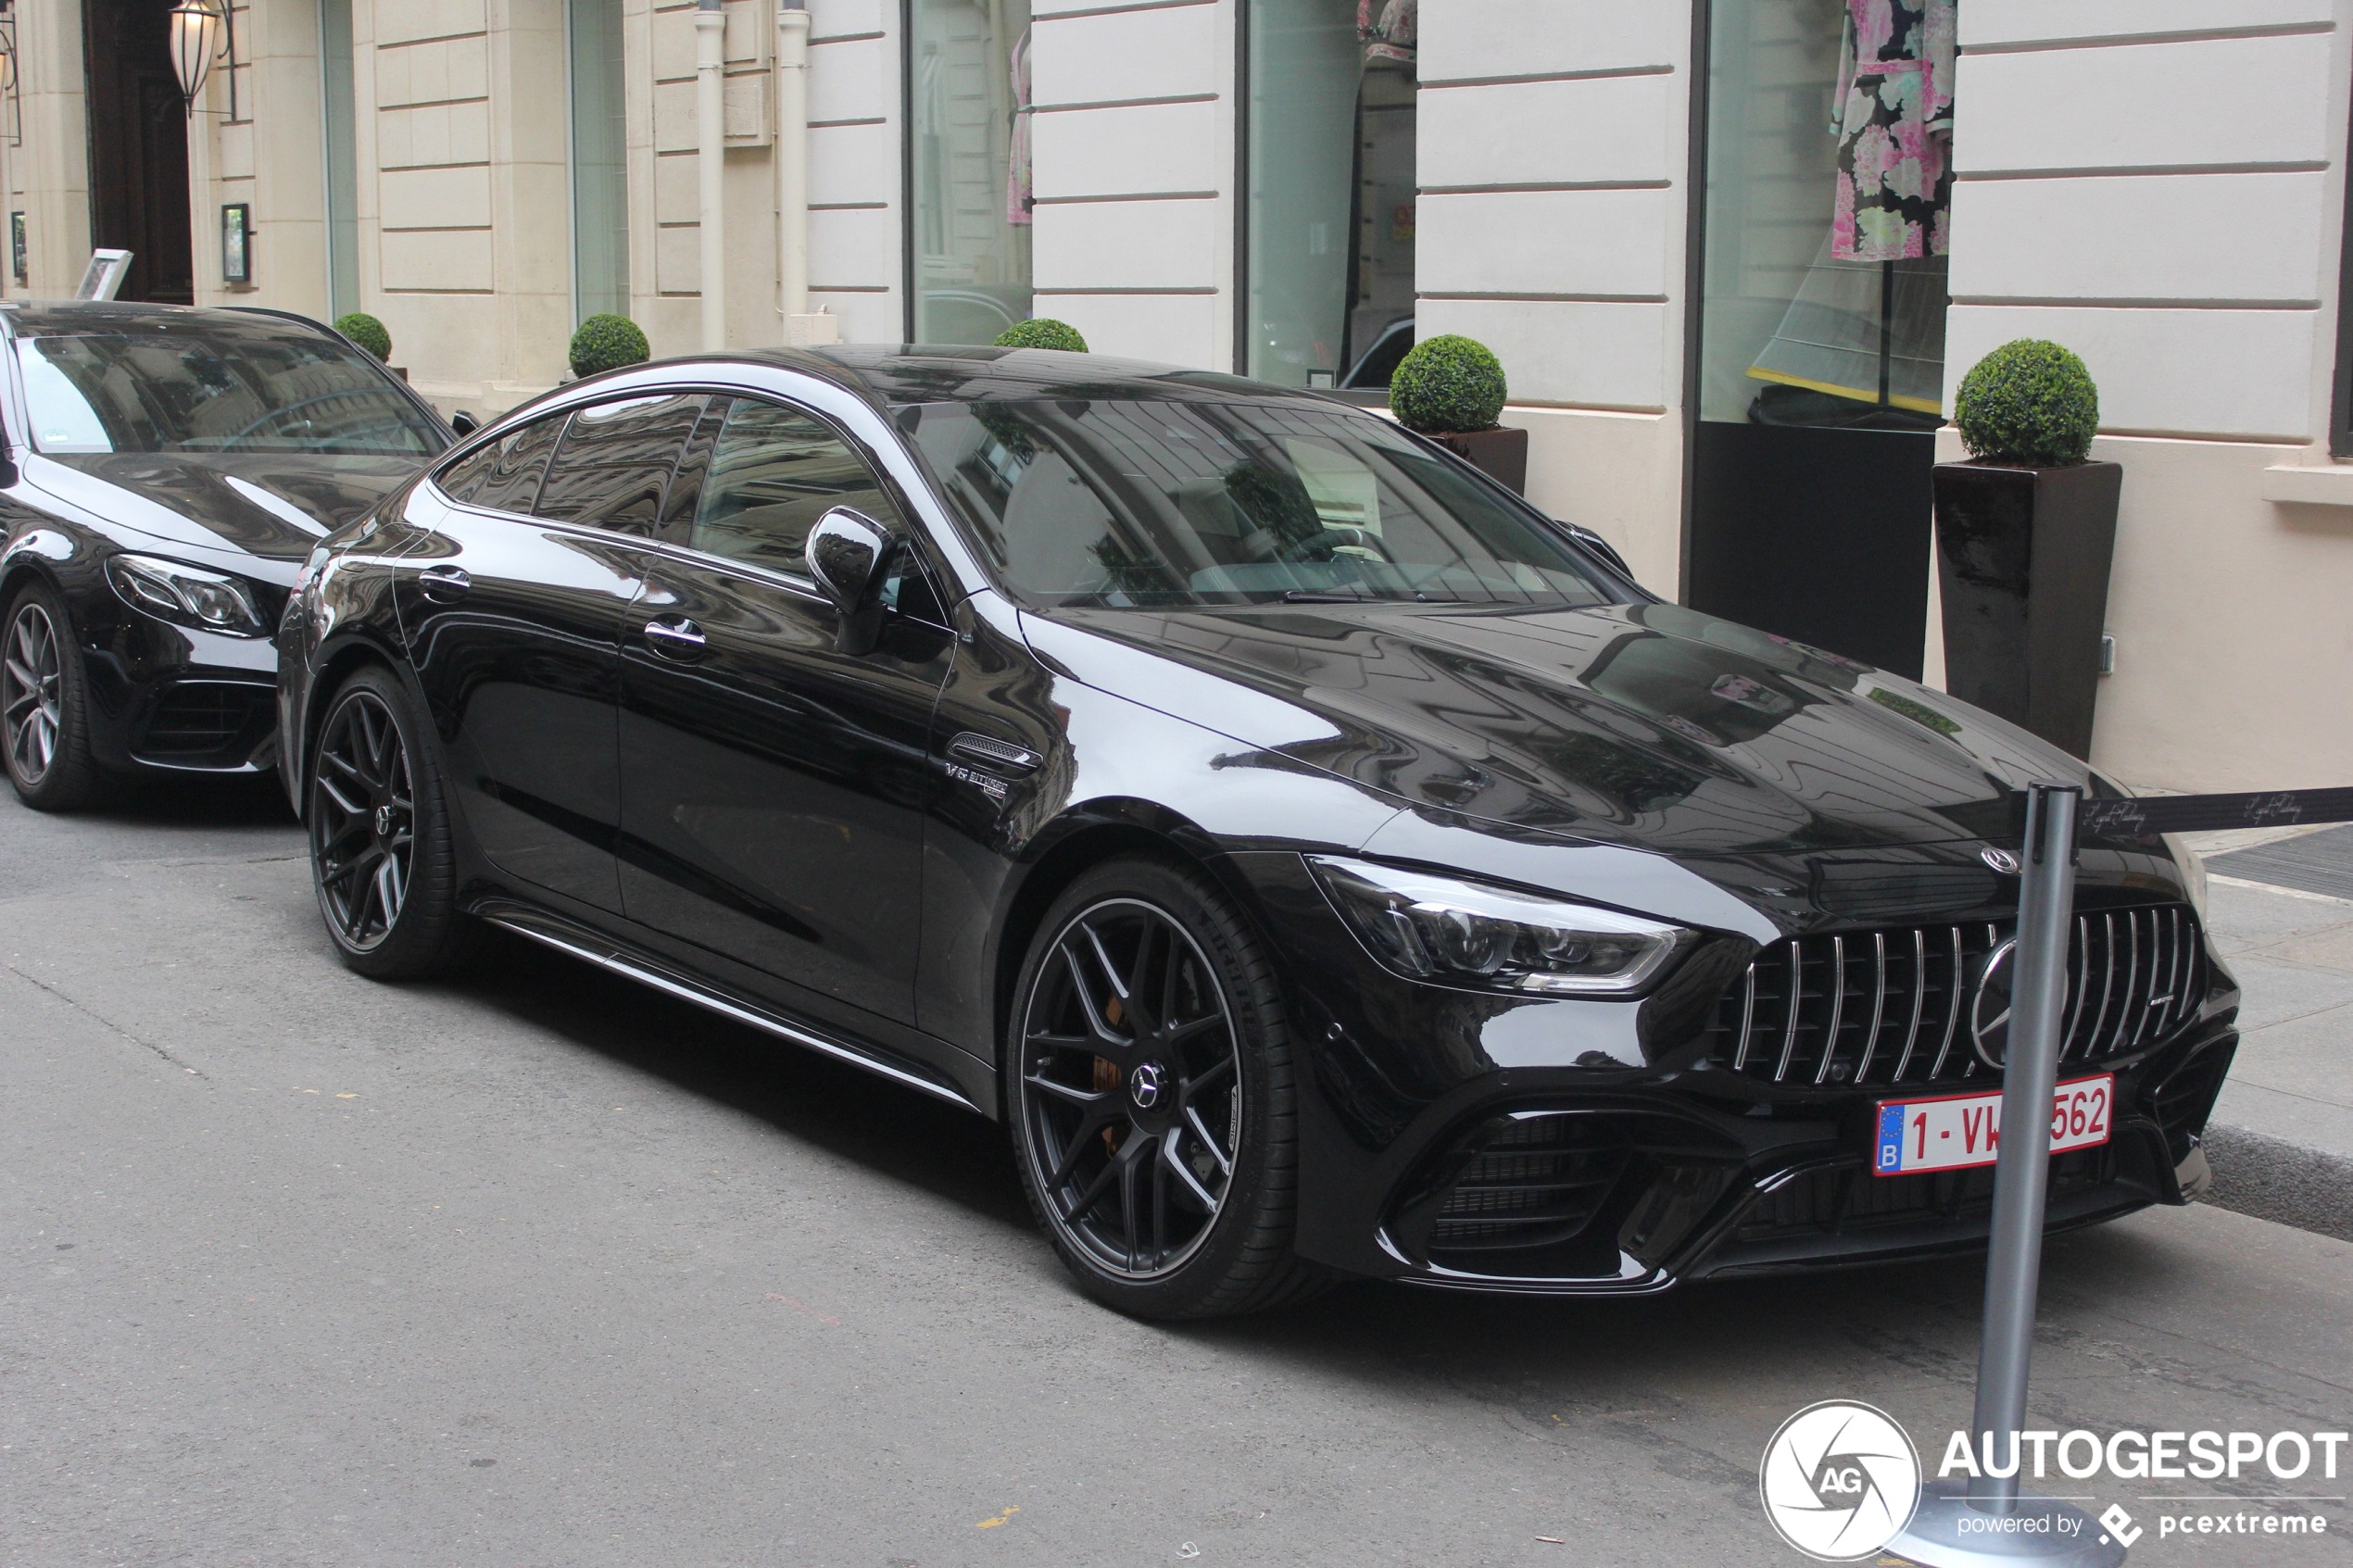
[398,393,703,913]
[616,395,957,1024]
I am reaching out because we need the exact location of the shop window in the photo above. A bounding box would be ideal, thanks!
[1697,0,1952,430]
[908,0,1035,345]
[569,0,631,322]
[1241,0,1416,390]
[1685,0,1953,679]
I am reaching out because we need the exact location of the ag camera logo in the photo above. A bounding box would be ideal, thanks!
[1759,1400,1921,1561]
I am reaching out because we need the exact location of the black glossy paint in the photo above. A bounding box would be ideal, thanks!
[283,345,2240,1296]
[0,303,448,781]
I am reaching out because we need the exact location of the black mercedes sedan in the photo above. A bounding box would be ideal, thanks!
[278,345,2238,1319]
[0,302,449,809]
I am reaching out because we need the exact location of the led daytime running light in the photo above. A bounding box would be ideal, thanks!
[1308,856,1694,997]
[106,552,266,637]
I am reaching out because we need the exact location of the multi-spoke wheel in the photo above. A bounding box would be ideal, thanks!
[2,583,101,810]
[1009,859,1325,1318]
[311,682,416,950]
[308,667,471,978]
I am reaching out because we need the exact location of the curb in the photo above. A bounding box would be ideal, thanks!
[2198,1123,2353,1243]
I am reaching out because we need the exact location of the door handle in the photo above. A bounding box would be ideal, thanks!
[417,564,471,601]
[643,616,708,659]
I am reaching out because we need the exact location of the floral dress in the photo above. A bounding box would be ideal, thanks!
[1359,0,1416,66]
[1831,0,1957,261]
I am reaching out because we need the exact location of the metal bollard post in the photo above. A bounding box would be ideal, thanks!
[1970,782,2079,1511]
[1890,783,2126,1566]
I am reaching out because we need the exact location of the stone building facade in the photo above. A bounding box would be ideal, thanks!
[4,0,2350,795]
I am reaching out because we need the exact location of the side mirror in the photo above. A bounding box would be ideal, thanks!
[805,507,897,654]
[449,409,482,437]
[1565,522,1634,581]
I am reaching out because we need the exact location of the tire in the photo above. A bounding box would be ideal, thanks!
[307,665,473,979]
[1006,857,1327,1319]
[2,581,105,811]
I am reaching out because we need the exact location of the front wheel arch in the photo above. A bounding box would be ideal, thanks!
[988,808,1273,1100]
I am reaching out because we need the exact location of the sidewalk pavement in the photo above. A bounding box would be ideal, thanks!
[2183,824,2353,1241]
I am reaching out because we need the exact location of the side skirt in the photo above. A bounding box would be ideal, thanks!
[472,899,985,1115]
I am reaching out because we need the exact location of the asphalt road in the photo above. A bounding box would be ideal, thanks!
[5,783,2351,1567]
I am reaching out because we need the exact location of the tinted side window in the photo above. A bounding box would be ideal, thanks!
[688,398,903,577]
[440,413,565,512]
[535,393,708,533]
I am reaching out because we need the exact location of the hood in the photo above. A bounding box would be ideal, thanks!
[1022,599,2092,860]
[28,451,422,570]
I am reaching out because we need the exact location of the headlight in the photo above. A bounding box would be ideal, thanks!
[106,552,268,637]
[2162,833,2210,923]
[1307,856,1695,997]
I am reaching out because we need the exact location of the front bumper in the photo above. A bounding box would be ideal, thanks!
[1231,849,2242,1296]
[75,584,283,775]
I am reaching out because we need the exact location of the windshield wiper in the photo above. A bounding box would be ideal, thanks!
[1278,588,1460,605]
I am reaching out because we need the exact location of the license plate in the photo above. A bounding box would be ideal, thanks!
[1871,1074,2114,1176]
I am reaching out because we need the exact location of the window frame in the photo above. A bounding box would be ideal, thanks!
[667,391,912,583]
[531,390,710,536]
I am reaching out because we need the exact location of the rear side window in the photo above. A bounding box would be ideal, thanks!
[684,397,903,577]
[437,413,565,513]
[534,393,708,534]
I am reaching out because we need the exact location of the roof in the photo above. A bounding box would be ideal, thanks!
[0,300,341,341]
[712,343,1342,410]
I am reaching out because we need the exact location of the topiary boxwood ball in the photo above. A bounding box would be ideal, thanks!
[1954,339,2099,467]
[570,313,651,379]
[994,318,1088,353]
[1390,334,1507,433]
[334,312,392,362]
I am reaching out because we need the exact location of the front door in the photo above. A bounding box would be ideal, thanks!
[617,395,956,1025]
[84,0,196,304]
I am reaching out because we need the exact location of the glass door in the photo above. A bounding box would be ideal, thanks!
[1687,0,1954,678]
[1242,0,1417,389]
[908,0,1035,345]
[568,0,631,323]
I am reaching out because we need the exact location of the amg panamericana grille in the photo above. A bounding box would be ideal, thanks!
[1705,904,2203,1088]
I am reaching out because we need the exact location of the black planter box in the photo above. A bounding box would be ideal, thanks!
[1430,425,1529,495]
[1931,459,2121,759]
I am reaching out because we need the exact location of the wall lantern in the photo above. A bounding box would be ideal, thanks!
[170,0,227,116]
[220,203,251,285]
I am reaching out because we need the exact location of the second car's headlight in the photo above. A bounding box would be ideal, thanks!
[1308,856,1694,997]
[106,553,267,637]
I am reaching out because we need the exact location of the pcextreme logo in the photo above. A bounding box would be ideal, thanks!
[1758,1400,1922,1562]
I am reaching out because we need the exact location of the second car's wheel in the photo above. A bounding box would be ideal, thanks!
[1008,858,1327,1319]
[308,665,472,979]
[2,581,104,812]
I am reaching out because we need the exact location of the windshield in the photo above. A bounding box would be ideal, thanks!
[897,397,1618,608]
[15,321,446,458]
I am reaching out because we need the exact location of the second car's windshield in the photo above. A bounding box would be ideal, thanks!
[16,323,445,458]
[898,396,1618,609]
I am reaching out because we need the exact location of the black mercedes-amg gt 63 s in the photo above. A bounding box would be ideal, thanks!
[0,302,449,809]
[279,345,2238,1318]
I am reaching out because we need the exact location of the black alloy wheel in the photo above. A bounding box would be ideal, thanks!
[308,667,471,978]
[2,583,102,810]
[1009,859,1324,1318]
